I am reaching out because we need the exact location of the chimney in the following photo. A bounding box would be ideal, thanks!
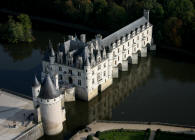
[80,34,86,43]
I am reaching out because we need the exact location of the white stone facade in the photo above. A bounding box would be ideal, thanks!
[41,10,154,101]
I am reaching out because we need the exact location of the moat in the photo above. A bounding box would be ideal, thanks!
[0,30,195,140]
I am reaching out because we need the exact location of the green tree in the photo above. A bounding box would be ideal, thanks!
[17,14,33,42]
[167,0,194,23]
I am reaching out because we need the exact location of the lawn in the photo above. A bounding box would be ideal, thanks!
[97,129,149,140]
[154,131,195,140]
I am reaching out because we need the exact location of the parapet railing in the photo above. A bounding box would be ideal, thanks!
[0,88,32,100]
[96,120,195,129]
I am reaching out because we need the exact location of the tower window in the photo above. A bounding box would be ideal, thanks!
[78,80,81,86]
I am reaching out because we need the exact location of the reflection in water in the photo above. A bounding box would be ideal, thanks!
[60,58,151,139]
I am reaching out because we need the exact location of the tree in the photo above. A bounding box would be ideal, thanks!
[167,0,194,23]
[0,14,34,43]
[17,14,33,42]
[106,2,127,30]
[164,17,183,47]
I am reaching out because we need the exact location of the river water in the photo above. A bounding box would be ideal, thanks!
[0,30,195,140]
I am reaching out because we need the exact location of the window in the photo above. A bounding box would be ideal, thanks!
[59,67,62,71]
[69,70,72,75]
[147,30,149,34]
[97,72,102,81]
[92,71,94,75]
[147,37,148,41]
[78,72,81,76]
[104,63,106,68]
[118,56,120,61]
[92,79,94,84]
[137,36,139,40]
[128,42,129,46]
[104,71,106,76]
[133,39,134,43]
[118,48,120,53]
[59,75,63,80]
[78,80,81,86]
[98,65,101,70]
[64,71,66,74]
[128,50,129,54]
[115,61,117,65]
[123,45,125,50]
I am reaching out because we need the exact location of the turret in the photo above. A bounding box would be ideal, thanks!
[38,75,65,135]
[144,9,149,21]
[32,76,41,108]
[49,41,55,64]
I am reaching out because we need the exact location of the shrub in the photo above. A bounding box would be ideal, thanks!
[95,131,101,137]
[86,135,93,140]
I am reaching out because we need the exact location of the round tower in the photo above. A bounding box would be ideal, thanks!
[32,76,41,108]
[38,75,64,135]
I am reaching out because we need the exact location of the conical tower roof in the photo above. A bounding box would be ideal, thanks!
[50,47,55,57]
[32,76,40,87]
[39,75,60,99]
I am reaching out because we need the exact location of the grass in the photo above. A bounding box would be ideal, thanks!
[97,129,149,140]
[154,131,195,140]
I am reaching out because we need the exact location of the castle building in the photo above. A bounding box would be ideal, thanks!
[41,10,154,101]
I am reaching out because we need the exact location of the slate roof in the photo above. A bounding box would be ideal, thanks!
[101,17,148,47]
[39,75,60,99]
[32,76,40,87]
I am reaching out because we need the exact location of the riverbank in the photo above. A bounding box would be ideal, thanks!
[0,89,43,140]
[71,121,195,140]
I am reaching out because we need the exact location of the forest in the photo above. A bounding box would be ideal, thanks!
[0,0,194,49]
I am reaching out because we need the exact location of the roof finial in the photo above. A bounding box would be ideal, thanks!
[33,75,40,87]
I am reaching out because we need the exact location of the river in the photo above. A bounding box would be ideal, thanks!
[0,30,195,140]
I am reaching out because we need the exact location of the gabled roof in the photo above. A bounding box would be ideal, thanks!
[101,17,148,47]
[39,75,60,99]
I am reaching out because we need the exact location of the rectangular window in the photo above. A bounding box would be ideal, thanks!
[69,70,72,75]
[97,72,102,81]
[98,65,101,70]
[137,36,139,40]
[59,75,63,80]
[118,48,120,53]
[92,71,94,75]
[92,79,94,84]
[128,42,129,46]
[104,71,106,76]
[78,80,81,86]
[59,67,62,71]
[147,30,149,34]
[104,63,106,68]
[78,72,81,76]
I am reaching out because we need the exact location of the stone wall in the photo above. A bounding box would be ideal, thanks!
[15,123,44,140]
